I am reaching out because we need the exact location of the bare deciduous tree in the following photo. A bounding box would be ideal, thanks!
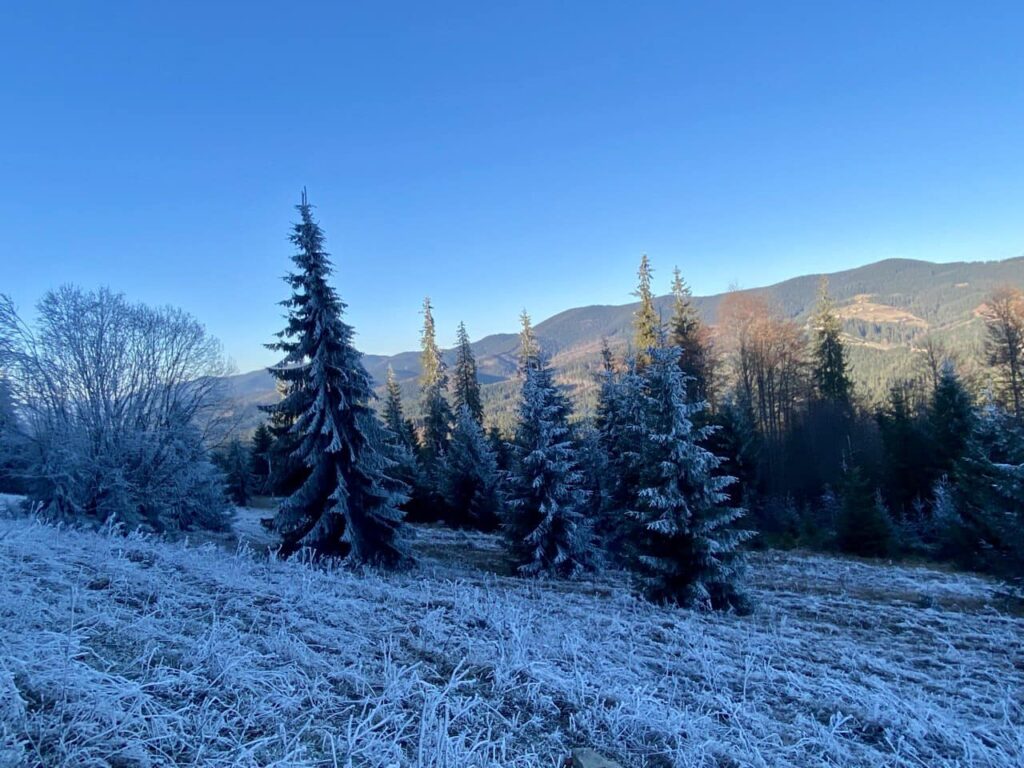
[981,286,1024,421]
[718,292,809,456]
[0,286,234,531]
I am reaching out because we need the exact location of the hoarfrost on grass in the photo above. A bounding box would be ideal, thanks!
[0,516,1020,767]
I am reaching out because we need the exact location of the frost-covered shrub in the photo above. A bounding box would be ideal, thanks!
[0,287,233,532]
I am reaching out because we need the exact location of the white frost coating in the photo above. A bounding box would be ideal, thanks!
[0,518,1020,767]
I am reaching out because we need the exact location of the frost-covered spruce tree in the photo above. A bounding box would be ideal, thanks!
[594,346,646,561]
[442,404,503,531]
[506,314,592,576]
[629,347,753,609]
[265,192,408,566]
[451,321,483,424]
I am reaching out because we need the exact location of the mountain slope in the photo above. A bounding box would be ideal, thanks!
[225,255,1024,430]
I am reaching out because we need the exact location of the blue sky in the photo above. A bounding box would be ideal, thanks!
[2,2,1023,371]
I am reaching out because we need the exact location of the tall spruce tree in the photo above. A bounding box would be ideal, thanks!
[442,405,503,531]
[418,297,453,463]
[507,343,592,577]
[628,347,752,610]
[811,278,853,406]
[633,254,661,365]
[669,267,712,403]
[264,192,408,565]
[451,321,483,424]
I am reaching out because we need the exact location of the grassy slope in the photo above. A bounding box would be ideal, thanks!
[0,512,1021,767]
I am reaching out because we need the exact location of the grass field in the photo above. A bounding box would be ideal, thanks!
[0,508,1021,767]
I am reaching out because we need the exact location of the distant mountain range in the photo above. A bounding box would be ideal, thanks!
[221,255,1024,433]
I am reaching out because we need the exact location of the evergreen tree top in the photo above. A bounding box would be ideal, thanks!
[811,277,853,405]
[633,254,661,360]
[452,321,483,424]
[519,310,540,373]
[419,296,447,390]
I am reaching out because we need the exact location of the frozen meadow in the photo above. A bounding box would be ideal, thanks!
[0,507,1021,767]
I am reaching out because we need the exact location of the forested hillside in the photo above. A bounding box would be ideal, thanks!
[224,255,1024,430]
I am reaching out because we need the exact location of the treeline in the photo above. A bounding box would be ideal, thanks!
[3,195,1022,610]
[243,198,751,608]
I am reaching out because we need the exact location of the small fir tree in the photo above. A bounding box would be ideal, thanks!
[628,347,752,610]
[837,460,893,557]
[507,350,592,576]
[451,322,484,424]
[442,405,503,531]
[263,192,408,565]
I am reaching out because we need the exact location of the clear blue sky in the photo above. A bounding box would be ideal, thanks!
[2,2,1023,371]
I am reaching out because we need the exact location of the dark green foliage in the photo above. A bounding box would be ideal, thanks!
[216,439,254,507]
[383,367,419,452]
[876,382,933,516]
[451,322,484,425]
[669,268,713,404]
[487,425,513,475]
[810,278,853,406]
[263,193,408,566]
[249,423,274,495]
[928,362,975,478]
[837,463,893,557]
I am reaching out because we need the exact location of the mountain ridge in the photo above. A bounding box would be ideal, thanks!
[223,254,1024,430]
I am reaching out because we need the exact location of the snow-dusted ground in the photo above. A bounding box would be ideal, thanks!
[0,513,1021,767]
